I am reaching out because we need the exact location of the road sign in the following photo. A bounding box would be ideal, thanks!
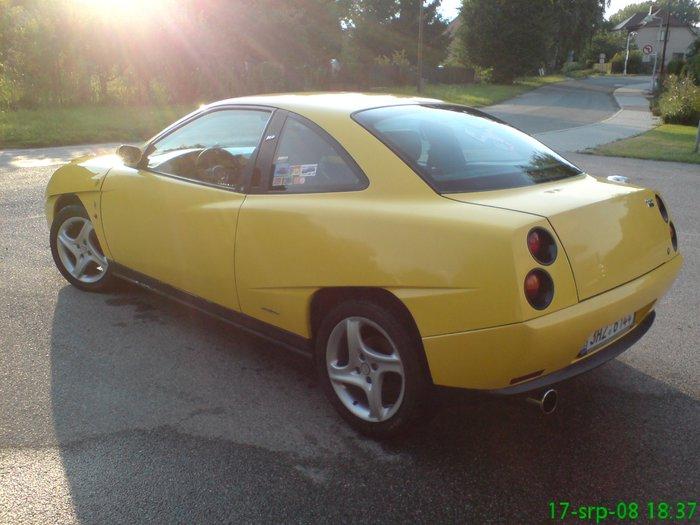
[643,43,654,55]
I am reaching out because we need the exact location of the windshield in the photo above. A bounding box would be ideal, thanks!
[353,104,582,193]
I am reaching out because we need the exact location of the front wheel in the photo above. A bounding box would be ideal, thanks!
[50,204,116,292]
[315,299,432,439]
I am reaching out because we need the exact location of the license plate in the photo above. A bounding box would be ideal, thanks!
[578,313,635,357]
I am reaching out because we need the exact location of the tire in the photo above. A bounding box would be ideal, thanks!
[50,204,116,292]
[314,299,432,439]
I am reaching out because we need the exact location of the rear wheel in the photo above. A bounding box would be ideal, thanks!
[315,299,432,438]
[50,205,115,292]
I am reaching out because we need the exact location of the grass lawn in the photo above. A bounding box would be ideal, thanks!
[373,75,567,107]
[1,76,568,149]
[0,104,194,149]
[590,124,700,164]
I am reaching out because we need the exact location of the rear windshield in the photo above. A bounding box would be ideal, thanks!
[353,104,582,193]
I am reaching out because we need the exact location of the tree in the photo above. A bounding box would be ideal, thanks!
[582,30,628,64]
[456,0,608,80]
[342,0,450,68]
[0,0,345,108]
[548,0,608,67]
[458,0,552,83]
[609,0,700,26]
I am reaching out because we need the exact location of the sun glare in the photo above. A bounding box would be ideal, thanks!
[74,0,168,19]
[76,0,142,9]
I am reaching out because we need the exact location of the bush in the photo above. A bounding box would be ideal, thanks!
[610,50,642,74]
[681,54,700,85]
[658,75,700,125]
[474,67,493,84]
[628,51,643,73]
[568,68,597,79]
[0,74,21,109]
[562,61,585,75]
[610,52,623,73]
[667,58,686,76]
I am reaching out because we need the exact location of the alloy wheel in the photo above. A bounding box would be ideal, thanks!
[326,316,405,422]
[56,216,109,284]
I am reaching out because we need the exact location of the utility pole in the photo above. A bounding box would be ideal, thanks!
[658,9,671,82]
[417,0,424,93]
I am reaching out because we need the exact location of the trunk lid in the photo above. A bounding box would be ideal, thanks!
[447,174,674,300]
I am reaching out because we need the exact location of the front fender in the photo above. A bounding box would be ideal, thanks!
[45,154,119,257]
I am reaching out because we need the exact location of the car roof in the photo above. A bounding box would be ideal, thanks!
[206,92,443,117]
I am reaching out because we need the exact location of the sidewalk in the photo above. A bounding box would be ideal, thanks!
[533,81,658,153]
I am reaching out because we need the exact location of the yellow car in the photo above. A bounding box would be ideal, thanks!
[46,93,682,437]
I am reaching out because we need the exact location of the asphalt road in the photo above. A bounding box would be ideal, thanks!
[485,76,650,134]
[1,132,699,521]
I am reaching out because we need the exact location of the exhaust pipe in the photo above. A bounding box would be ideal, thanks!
[526,389,558,414]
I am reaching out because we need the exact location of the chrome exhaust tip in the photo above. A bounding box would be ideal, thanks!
[526,389,558,414]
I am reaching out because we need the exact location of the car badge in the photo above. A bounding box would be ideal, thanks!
[607,175,629,184]
[645,198,655,208]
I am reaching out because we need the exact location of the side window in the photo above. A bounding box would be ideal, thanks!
[269,117,366,193]
[147,109,271,188]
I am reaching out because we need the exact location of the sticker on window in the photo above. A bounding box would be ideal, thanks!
[300,164,317,177]
[273,163,317,186]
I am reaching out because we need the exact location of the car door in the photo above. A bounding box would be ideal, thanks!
[235,113,369,335]
[100,107,273,311]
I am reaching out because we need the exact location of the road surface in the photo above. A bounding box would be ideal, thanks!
[485,76,650,134]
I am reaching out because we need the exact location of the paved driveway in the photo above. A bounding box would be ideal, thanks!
[485,76,651,134]
[1,146,698,522]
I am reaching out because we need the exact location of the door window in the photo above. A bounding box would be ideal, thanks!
[147,109,271,189]
[269,117,367,193]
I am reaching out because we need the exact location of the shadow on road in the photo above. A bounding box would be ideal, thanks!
[49,284,699,522]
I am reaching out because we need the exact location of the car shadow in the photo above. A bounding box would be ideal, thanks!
[50,283,699,522]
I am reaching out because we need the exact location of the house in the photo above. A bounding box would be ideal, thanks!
[613,8,698,67]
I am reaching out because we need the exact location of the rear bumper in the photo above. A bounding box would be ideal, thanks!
[422,254,682,391]
[489,310,655,394]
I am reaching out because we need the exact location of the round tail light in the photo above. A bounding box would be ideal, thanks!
[527,228,557,265]
[524,269,554,310]
[670,221,677,251]
[655,194,669,222]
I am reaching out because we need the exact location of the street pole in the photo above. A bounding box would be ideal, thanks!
[694,121,699,153]
[645,8,662,91]
[623,31,634,75]
[417,0,424,93]
[658,10,670,83]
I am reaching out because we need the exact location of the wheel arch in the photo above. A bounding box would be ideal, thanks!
[309,286,434,384]
[47,191,111,260]
[54,193,85,215]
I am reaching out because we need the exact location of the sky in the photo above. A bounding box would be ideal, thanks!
[438,0,643,21]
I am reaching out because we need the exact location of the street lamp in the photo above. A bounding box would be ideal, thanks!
[623,31,637,75]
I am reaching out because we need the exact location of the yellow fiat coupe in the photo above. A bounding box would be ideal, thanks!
[45,93,682,437]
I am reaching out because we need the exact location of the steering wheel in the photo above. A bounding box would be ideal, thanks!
[195,147,245,185]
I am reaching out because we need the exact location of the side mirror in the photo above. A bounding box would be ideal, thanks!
[117,144,144,168]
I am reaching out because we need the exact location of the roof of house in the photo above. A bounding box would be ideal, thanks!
[613,8,695,31]
[445,16,461,38]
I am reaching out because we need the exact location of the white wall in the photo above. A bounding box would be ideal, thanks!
[635,26,697,66]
